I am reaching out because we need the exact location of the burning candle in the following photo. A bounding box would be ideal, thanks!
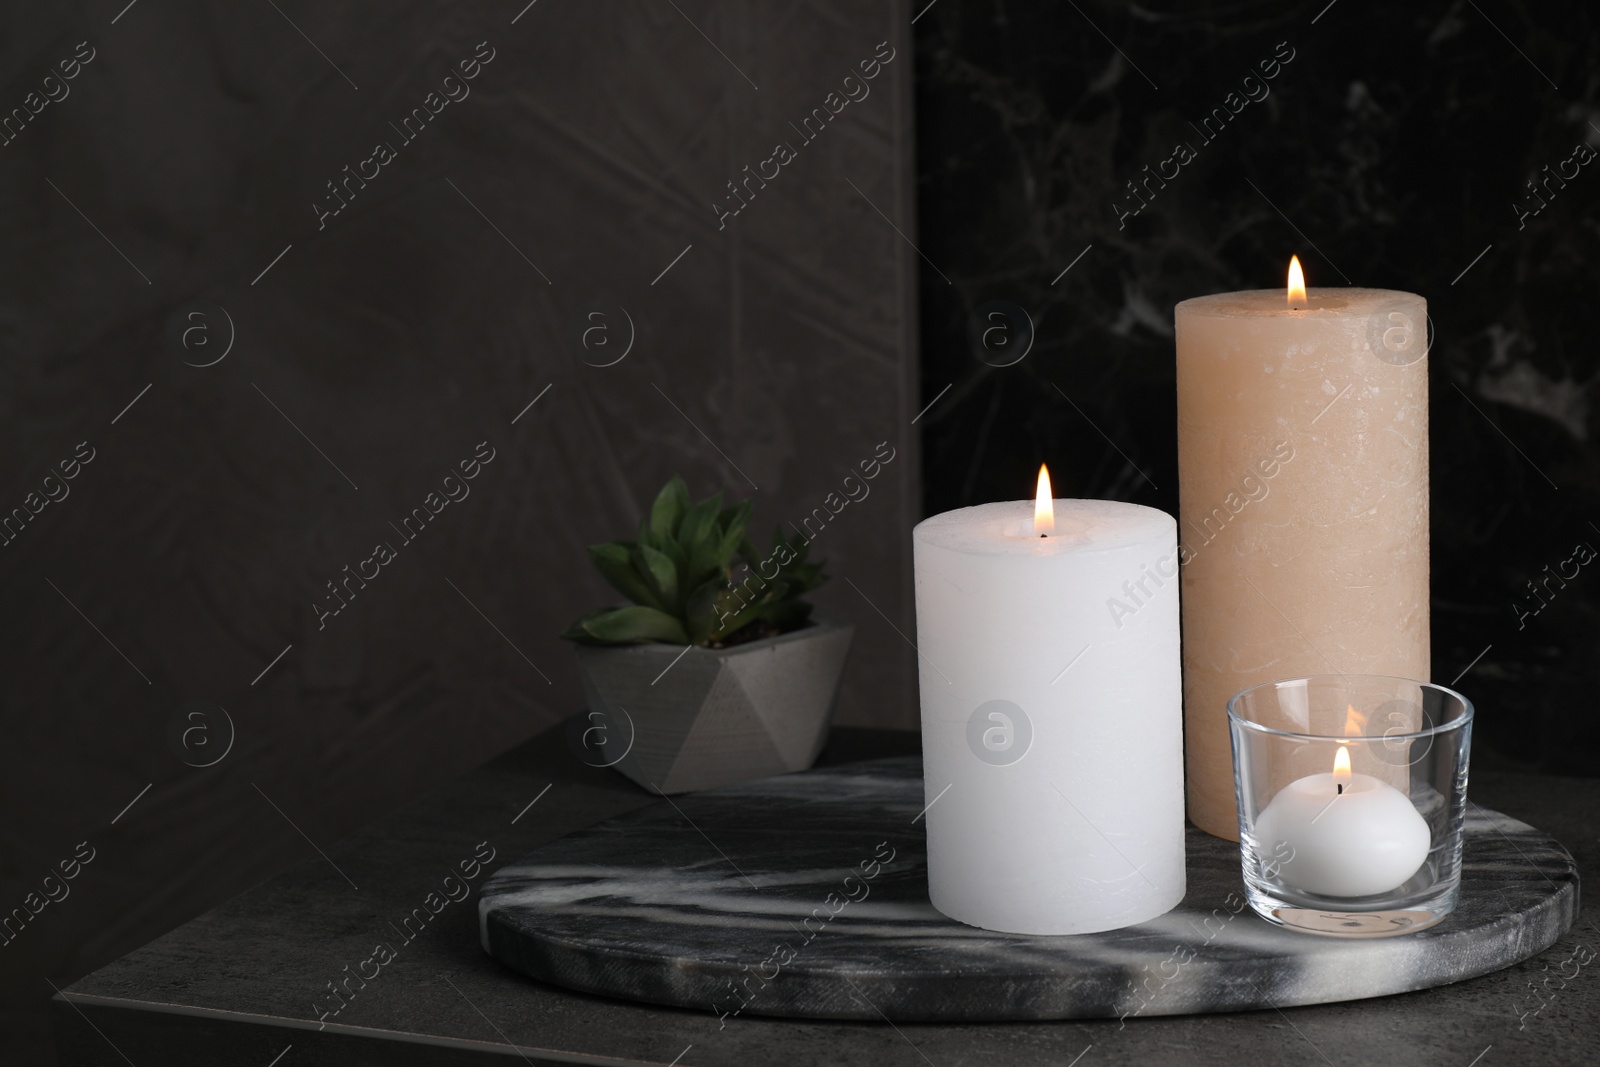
[911,467,1185,934]
[1176,260,1430,839]
[1251,745,1431,898]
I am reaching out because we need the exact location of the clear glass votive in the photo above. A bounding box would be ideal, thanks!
[1228,675,1473,937]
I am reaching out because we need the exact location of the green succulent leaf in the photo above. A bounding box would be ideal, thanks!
[684,575,727,645]
[715,502,753,566]
[677,494,722,551]
[634,543,679,611]
[771,529,826,594]
[587,542,663,610]
[650,477,691,539]
[708,593,747,640]
[653,531,689,591]
[571,605,689,644]
[564,476,830,647]
[688,501,743,584]
[560,612,605,644]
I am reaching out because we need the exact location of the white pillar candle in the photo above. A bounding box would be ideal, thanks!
[1253,746,1431,897]
[912,479,1185,935]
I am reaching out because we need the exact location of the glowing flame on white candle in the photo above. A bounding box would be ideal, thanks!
[1333,745,1352,794]
[1034,464,1054,537]
[1287,255,1307,307]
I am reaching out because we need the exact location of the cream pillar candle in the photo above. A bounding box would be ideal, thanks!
[1176,268,1429,840]
[912,478,1185,935]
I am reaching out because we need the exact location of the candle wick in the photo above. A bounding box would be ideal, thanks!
[1337,783,1344,795]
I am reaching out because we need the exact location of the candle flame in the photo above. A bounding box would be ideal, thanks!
[1287,255,1307,307]
[1333,745,1352,788]
[1034,464,1054,536]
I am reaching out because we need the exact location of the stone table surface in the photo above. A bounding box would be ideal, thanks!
[480,757,1577,1022]
[55,725,1600,1066]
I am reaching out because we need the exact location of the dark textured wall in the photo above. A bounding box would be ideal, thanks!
[0,2,918,1061]
[913,2,1600,780]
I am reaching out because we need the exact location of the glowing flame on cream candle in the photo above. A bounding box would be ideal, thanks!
[1034,464,1054,537]
[1175,267,1429,838]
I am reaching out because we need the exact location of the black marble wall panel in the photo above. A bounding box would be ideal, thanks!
[912,2,1600,779]
[0,1,917,1060]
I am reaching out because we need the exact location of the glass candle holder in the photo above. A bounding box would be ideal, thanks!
[1228,675,1473,937]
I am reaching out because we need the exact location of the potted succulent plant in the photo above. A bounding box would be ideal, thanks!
[562,476,854,794]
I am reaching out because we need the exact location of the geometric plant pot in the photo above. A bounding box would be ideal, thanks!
[573,619,854,795]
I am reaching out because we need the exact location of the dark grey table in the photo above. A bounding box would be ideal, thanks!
[55,726,1600,1066]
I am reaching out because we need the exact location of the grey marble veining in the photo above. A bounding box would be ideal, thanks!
[481,757,1579,1021]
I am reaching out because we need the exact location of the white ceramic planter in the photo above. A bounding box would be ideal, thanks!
[573,620,854,794]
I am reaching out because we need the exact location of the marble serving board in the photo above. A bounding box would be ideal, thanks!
[478,757,1578,1022]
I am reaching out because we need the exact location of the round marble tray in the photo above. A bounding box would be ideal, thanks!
[478,757,1578,1021]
